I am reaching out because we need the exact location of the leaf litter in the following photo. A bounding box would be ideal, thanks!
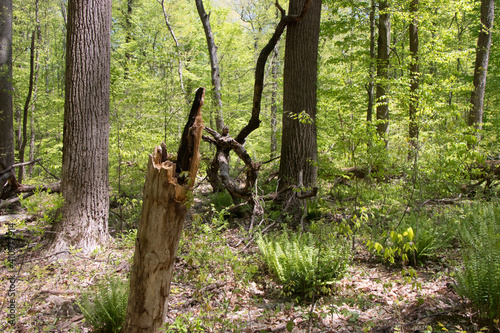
[0,215,480,333]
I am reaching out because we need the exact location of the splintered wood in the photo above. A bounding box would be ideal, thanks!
[123,87,204,333]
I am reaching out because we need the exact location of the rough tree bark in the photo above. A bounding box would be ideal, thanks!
[468,0,494,140]
[196,0,224,133]
[0,0,14,172]
[278,0,321,193]
[409,0,419,156]
[47,0,111,255]
[123,88,204,333]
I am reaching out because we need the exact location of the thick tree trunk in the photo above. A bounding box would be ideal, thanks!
[123,88,204,333]
[376,0,391,141]
[278,0,321,192]
[47,0,111,255]
[409,0,419,155]
[196,0,224,133]
[468,0,494,138]
[0,0,14,171]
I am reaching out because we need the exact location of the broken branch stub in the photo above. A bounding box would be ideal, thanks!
[123,88,204,333]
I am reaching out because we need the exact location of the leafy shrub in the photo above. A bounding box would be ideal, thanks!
[116,229,137,248]
[209,190,233,211]
[78,277,129,333]
[19,189,64,224]
[257,228,349,299]
[367,209,459,265]
[455,202,500,322]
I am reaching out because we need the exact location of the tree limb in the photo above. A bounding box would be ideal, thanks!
[234,0,312,144]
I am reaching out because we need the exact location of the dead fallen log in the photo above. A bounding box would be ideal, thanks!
[0,181,61,209]
[0,158,58,206]
[461,159,500,194]
[123,87,204,333]
[339,165,379,181]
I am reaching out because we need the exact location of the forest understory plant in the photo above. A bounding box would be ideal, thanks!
[455,201,500,323]
[257,225,350,300]
[77,276,129,333]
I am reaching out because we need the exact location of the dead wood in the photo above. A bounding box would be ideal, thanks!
[340,165,378,180]
[0,182,61,209]
[123,88,204,333]
[235,0,312,144]
[203,1,313,228]
[0,158,60,209]
[460,159,500,195]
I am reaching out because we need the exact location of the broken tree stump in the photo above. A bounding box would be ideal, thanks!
[123,88,204,333]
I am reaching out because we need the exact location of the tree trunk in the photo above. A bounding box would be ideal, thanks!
[203,1,310,199]
[159,0,188,105]
[0,0,14,171]
[196,0,224,133]
[376,0,391,142]
[278,0,321,192]
[18,30,37,184]
[367,0,376,123]
[29,2,41,176]
[47,0,111,255]
[270,43,279,158]
[468,0,494,139]
[409,0,419,156]
[123,88,204,333]
[124,0,133,79]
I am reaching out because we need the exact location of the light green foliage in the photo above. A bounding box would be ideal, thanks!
[257,226,350,299]
[367,209,459,265]
[179,209,257,286]
[19,189,64,225]
[455,201,500,321]
[115,229,137,249]
[77,276,129,333]
[163,313,205,333]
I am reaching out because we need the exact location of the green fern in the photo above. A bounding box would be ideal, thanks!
[257,229,349,298]
[455,201,500,322]
[78,276,129,333]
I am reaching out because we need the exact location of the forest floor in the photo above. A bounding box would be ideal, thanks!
[0,196,490,333]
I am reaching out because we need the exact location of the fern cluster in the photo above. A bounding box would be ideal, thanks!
[257,229,349,299]
[78,276,129,333]
[455,201,500,321]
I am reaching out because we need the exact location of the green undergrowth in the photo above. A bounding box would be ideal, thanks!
[257,222,350,300]
[77,276,129,333]
[177,205,258,289]
[366,207,460,266]
[455,201,500,323]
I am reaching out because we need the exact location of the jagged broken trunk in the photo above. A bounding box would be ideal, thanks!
[123,88,204,333]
